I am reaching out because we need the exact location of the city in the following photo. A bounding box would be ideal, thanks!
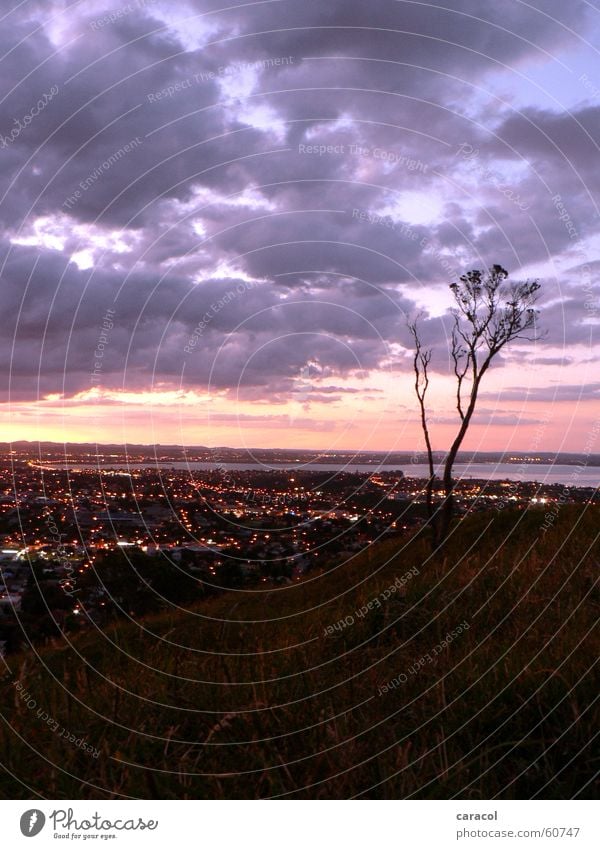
[1,451,597,654]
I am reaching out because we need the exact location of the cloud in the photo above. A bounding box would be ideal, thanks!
[480,383,600,403]
[0,0,597,425]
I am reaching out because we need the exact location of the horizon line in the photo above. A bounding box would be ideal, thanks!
[1,440,598,458]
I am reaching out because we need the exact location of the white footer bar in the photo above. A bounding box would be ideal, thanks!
[0,800,597,848]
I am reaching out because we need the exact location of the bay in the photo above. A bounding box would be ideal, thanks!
[55,461,599,487]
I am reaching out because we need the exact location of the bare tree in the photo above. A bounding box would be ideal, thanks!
[408,265,542,549]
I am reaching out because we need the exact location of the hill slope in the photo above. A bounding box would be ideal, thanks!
[1,506,598,799]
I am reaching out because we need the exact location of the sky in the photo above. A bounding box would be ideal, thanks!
[0,0,598,453]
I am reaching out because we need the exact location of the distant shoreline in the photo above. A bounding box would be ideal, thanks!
[3,442,599,467]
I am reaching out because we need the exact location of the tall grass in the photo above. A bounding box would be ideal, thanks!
[0,506,598,799]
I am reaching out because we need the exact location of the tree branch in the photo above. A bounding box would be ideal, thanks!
[407,318,436,519]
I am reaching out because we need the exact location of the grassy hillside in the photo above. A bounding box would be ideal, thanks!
[0,506,598,799]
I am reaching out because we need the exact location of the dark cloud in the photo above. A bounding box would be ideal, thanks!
[0,0,597,412]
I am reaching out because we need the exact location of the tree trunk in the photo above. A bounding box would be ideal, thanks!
[431,372,486,551]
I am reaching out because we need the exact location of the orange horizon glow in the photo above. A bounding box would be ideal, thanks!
[0,397,597,455]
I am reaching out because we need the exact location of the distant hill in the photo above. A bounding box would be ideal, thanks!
[0,506,598,799]
[2,441,599,466]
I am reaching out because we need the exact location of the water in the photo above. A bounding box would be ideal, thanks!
[50,461,599,487]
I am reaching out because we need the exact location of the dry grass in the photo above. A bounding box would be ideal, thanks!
[0,506,598,799]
